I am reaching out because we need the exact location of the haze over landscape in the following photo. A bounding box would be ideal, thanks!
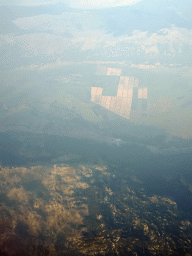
[0,0,192,255]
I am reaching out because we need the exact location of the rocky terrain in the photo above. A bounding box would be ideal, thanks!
[0,163,191,256]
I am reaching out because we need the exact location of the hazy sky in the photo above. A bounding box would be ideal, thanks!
[0,0,142,7]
